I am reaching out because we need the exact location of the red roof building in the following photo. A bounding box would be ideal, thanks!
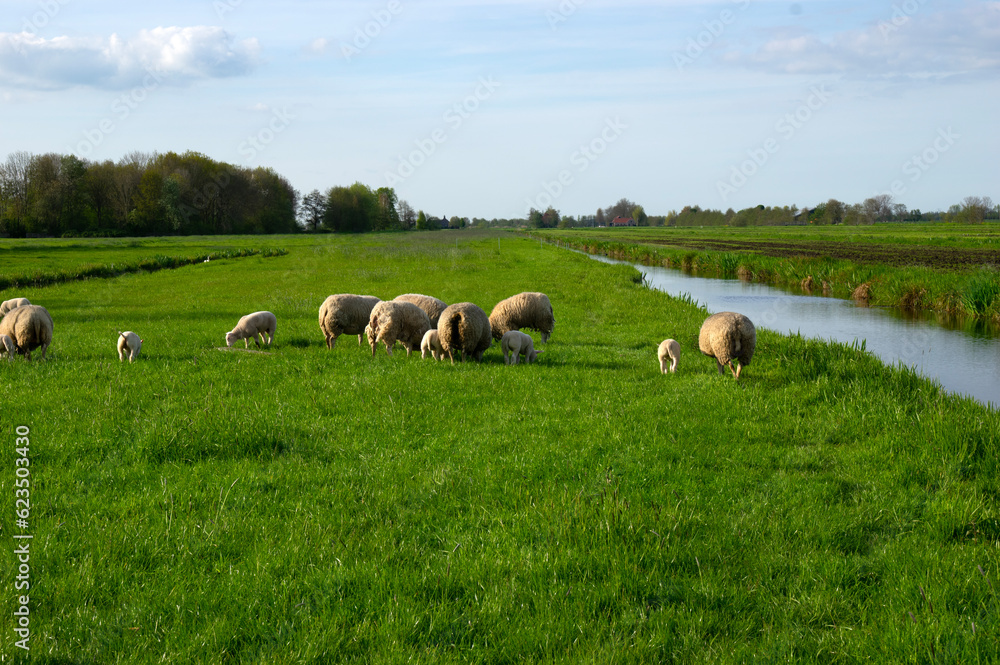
[610,216,636,227]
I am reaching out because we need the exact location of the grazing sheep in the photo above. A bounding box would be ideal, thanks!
[698,312,755,379]
[319,294,381,349]
[367,300,431,357]
[501,330,543,365]
[421,329,445,361]
[0,305,52,360]
[226,311,277,349]
[438,302,492,364]
[0,334,15,361]
[393,294,448,328]
[658,338,680,374]
[0,298,30,318]
[117,330,143,363]
[489,292,555,343]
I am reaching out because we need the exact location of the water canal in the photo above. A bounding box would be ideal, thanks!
[587,253,1000,409]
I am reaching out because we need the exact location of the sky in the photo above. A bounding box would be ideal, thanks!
[1,0,997,220]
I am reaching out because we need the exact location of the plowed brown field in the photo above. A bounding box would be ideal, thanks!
[635,237,1000,270]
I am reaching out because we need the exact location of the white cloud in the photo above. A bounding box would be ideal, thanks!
[729,2,1000,81]
[0,26,259,90]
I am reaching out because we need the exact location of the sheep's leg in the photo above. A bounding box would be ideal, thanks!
[732,362,742,380]
[511,351,519,365]
[357,334,363,346]
[119,349,125,362]
[716,359,725,375]
[449,349,456,365]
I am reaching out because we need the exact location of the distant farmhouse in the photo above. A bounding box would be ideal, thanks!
[610,216,636,227]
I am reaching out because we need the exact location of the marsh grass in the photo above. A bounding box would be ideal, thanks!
[542,225,1000,323]
[2,231,999,663]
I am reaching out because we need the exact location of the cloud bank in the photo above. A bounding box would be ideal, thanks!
[0,26,259,90]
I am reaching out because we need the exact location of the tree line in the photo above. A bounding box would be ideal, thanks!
[1,149,994,237]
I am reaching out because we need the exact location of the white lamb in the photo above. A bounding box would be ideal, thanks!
[0,334,15,361]
[117,331,143,363]
[657,339,680,374]
[420,329,445,361]
[0,298,30,318]
[225,311,277,349]
[501,330,543,365]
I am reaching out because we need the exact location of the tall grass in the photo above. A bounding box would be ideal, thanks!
[2,231,999,662]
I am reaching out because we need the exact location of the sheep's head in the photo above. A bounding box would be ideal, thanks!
[225,332,237,347]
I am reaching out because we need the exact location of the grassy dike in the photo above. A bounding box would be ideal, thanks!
[2,230,999,663]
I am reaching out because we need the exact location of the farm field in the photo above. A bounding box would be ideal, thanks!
[535,224,1000,322]
[2,230,999,663]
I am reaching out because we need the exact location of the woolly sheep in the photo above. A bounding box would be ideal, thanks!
[420,329,445,361]
[225,311,277,349]
[698,312,755,379]
[501,330,543,365]
[0,334,14,361]
[319,294,381,349]
[393,294,448,328]
[0,297,30,318]
[0,305,52,360]
[657,339,680,374]
[438,302,492,364]
[367,300,431,357]
[489,292,555,343]
[117,330,143,363]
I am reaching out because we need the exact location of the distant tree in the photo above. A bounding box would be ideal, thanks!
[449,215,467,229]
[541,206,560,228]
[824,198,844,225]
[528,208,544,229]
[323,182,377,233]
[595,208,606,226]
[961,196,994,224]
[397,200,416,229]
[606,197,637,221]
[862,194,893,224]
[631,205,648,226]
[300,189,327,231]
[416,209,427,230]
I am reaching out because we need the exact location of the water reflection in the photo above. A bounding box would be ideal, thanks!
[588,254,1000,409]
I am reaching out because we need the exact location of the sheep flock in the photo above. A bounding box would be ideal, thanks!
[0,288,757,378]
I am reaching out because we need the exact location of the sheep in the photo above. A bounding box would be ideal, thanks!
[0,297,30,318]
[501,330,543,365]
[420,329,445,361]
[117,330,143,363]
[489,292,555,343]
[225,311,277,349]
[0,334,15,361]
[366,300,431,357]
[658,338,680,374]
[698,312,755,379]
[393,294,448,328]
[319,294,381,349]
[438,302,492,364]
[0,305,52,360]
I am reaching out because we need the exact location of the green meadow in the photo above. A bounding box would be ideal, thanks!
[2,230,999,663]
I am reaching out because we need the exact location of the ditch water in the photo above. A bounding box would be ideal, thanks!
[586,253,1000,409]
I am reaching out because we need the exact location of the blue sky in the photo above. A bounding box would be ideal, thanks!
[1,0,997,219]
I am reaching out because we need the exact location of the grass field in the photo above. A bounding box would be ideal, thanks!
[2,230,999,663]
[534,224,1000,323]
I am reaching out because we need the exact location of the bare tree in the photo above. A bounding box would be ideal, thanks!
[961,196,994,224]
[861,194,893,224]
[396,199,416,230]
[300,189,327,231]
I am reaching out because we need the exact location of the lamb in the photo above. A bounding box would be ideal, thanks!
[225,311,277,349]
[501,330,543,365]
[366,300,431,357]
[393,294,448,328]
[698,312,755,379]
[0,304,52,360]
[438,302,492,364]
[489,292,555,343]
[319,294,381,349]
[117,330,143,363]
[657,338,680,374]
[420,329,445,361]
[0,334,15,361]
[0,297,30,318]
